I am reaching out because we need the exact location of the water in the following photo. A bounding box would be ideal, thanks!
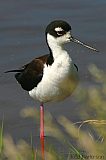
[0,0,106,154]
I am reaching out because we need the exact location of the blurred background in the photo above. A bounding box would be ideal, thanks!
[0,0,106,156]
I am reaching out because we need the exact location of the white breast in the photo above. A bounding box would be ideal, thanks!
[29,53,79,103]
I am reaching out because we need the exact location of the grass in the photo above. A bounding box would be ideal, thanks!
[0,65,106,160]
[0,119,4,157]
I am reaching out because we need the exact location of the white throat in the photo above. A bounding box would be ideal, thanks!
[47,33,67,60]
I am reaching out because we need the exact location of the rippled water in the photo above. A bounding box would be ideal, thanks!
[0,0,106,153]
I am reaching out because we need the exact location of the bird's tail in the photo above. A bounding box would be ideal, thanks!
[4,69,23,73]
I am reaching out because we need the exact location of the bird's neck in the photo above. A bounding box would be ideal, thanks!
[50,44,66,60]
[47,34,68,60]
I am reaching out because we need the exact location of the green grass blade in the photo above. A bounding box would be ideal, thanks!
[65,140,85,160]
[0,120,4,155]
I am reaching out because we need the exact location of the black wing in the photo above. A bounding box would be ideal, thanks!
[15,59,43,91]
[5,54,51,91]
[74,64,78,72]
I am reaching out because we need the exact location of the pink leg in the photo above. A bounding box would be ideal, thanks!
[40,104,45,160]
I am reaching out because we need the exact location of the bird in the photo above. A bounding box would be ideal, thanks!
[5,20,98,159]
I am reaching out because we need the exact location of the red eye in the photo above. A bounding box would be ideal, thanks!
[57,30,65,35]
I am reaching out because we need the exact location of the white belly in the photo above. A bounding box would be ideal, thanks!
[29,55,79,103]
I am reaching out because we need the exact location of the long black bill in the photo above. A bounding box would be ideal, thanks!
[71,37,99,52]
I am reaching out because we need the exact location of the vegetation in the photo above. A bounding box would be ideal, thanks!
[0,65,106,160]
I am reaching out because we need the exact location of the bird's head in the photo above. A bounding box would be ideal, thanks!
[46,20,98,52]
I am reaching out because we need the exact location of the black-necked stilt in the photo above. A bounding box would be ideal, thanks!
[5,20,98,159]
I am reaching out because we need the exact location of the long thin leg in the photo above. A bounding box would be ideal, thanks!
[40,104,45,160]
